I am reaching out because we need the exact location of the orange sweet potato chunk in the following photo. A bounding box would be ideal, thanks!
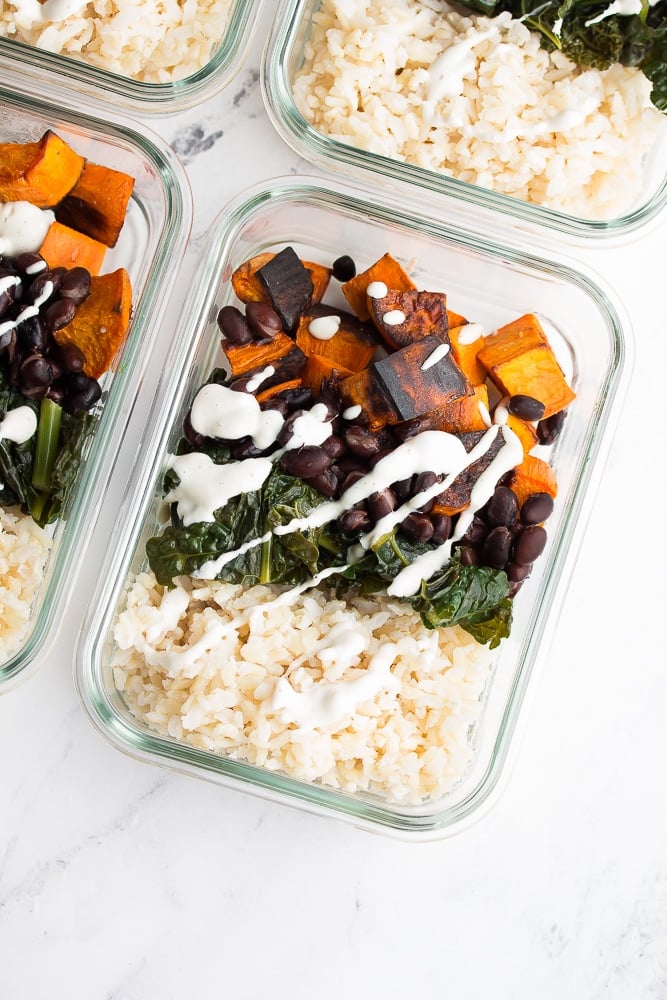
[506,454,558,509]
[53,268,132,379]
[342,253,416,321]
[449,323,487,386]
[0,130,84,208]
[39,221,107,276]
[477,313,575,419]
[55,161,135,247]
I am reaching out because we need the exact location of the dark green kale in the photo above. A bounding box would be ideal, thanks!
[0,371,39,512]
[32,408,97,527]
[454,0,667,110]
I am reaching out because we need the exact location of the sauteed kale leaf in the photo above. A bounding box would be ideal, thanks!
[456,0,667,110]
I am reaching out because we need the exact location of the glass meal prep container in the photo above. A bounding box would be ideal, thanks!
[261,0,667,243]
[0,0,261,115]
[0,87,192,692]
[74,176,632,840]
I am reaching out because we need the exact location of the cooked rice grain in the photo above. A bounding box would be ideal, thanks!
[0,0,233,82]
[0,506,52,664]
[112,571,496,804]
[293,0,665,219]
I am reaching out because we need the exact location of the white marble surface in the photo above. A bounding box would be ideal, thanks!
[2,6,667,998]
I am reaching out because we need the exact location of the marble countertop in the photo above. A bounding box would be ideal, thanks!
[2,6,667,998]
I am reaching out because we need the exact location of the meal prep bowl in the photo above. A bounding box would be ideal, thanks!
[74,176,632,839]
[261,0,667,243]
[0,88,192,691]
[0,0,261,115]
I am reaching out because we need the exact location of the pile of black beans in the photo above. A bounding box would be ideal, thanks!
[0,252,102,413]
[213,295,564,596]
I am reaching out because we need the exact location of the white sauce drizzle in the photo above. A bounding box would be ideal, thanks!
[421,342,450,370]
[165,452,273,525]
[308,315,341,340]
[382,309,406,326]
[8,0,90,25]
[456,322,485,346]
[366,281,388,299]
[342,404,362,420]
[245,365,275,393]
[267,642,401,731]
[0,201,54,256]
[0,278,54,343]
[585,0,643,24]
[189,382,283,451]
[281,402,332,451]
[0,405,38,444]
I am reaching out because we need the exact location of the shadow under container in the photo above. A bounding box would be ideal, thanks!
[262,0,667,243]
[0,0,262,115]
[0,89,192,691]
[75,176,631,840]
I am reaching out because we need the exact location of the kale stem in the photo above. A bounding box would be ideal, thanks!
[259,532,272,584]
[31,397,62,494]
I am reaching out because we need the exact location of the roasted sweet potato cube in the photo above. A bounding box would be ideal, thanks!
[255,378,303,405]
[0,130,85,207]
[222,332,307,386]
[368,289,450,350]
[295,303,379,372]
[342,253,416,321]
[257,247,313,333]
[53,268,132,379]
[431,428,505,516]
[371,335,472,423]
[301,353,355,396]
[504,454,558,509]
[449,323,487,386]
[231,251,331,309]
[505,413,538,454]
[39,221,107,275]
[447,308,468,328]
[338,369,395,429]
[55,160,135,247]
[477,313,575,419]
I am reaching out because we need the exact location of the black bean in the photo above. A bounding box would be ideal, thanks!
[231,437,265,459]
[245,301,283,340]
[277,385,313,411]
[0,268,20,316]
[332,255,356,282]
[57,340,86,374]
[483,526,513,569]
[307,468,339,497]
[17,315,48,352]
[431,513,452,544]
[19,354,53,391]
[16,251,46,275]
[458,543,480,567]
[339,508,371,534]
[345,424,381,458]
[261,397,289,418]
[0,327,15,354]
[183,413,206,448]
[321,434,345,459]
[368,488,396,521]
[521,492,554,525]
[392,476,414,504]
[337,454,368,476]
[217,305,254,345]
[27,269,61,302]
[508,561,532,584]
[64,372,102,413]
[485,485,520,528]
[59,267,91,305]
[513,524,547,565]
[462,516,488,545]
[44,298,76,332]
[508,394,545,421]
[400,512,434,543]
[280,445,331,478]
[339,468,366,494]
[537,410,566,445]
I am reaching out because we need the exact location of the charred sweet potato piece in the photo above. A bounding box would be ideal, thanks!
[295,303,379,372]
[372,335,472,423]
[0,130,85,207]
[222,332,307,385]
[257,247,313,333]
[503,454,558,509]
[301,353,354,396]
[342,253,416,321]
[449,323,487,386]
[55,161,135,247]
[255,378,303,405]
[53,268,132,379]
[368,289,450,350]
[338,368,395,429]
[431,428,506,516]
[39,221,107,275]
[231,251,331,308]
[477,314,575,419]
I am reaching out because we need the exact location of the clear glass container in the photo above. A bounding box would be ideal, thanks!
[0,0,261,115]
[261,0,667,243]
[0,89,192,691]
[74,176,632,839]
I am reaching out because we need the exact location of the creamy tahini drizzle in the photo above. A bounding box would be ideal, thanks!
[268,642,401,730]
[456,323,485,346]
[308,315,341,340]
[0,275,55,343]
[0,405,38,444]
[245,365,275,393]
[189,382,283,451]
[421,342,450,370]
[165,452,273,525]
[0,201,54,256]
[585,0,643,24]
[8,0,90,23]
